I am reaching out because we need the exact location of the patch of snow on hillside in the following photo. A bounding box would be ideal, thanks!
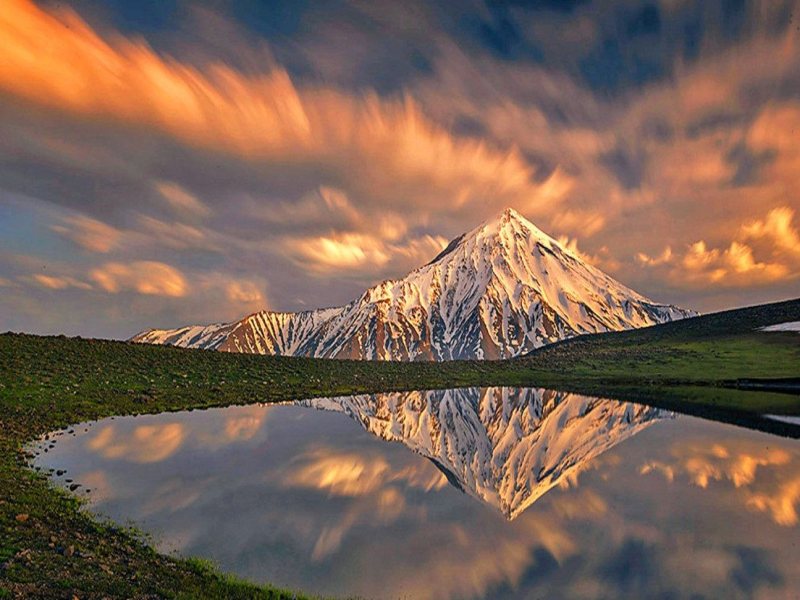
[759,321,800,333]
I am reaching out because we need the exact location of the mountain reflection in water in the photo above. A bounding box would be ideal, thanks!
[301,388,668,518]
[33,388,800,599]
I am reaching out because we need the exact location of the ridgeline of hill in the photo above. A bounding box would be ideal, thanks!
[1,298,798,598]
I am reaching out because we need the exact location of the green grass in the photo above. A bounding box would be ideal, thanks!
[1,297,799,598]
[518,297,800,382]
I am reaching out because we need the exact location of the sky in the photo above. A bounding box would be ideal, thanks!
[1,0,799,339]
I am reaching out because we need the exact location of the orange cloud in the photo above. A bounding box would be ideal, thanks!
[549,208,606,238]
[26,273,92,290]
[223,408,267,441]
[155,181,211,219]
[680,240,788,285]
[51,215,121,253]
[133,215,212,251]
[89,260,188,297]
[285,231,446,276]
[557,236,620,272]
[741,207,800,257]
[636,206,800,288]
[635,246,673,267]
[287,232,391,272]
[0,0,541,222]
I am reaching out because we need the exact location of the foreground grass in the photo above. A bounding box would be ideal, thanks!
[1,298,799,598]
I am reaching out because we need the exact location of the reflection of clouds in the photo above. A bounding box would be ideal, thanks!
[79,469,112,503]
[640,440,799,527]
[140,479,206,518]
[304,388,665,519]
[307,487,410,562]
[284,450,391,496]
[294,463,605,598]
[87,422,185,463]
[278,447,447,562]
[40,400,800,598]
[222,406,268,442]
[353,510,578,600]
[282,448,446,497]
[274,444,585,591]
[747,475,800,526]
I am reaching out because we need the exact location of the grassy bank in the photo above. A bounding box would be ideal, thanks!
[1,298,799,598]
[520,296,800,384]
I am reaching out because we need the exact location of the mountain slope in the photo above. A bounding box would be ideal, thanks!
[301,387,668,518]
[133,208,695,360]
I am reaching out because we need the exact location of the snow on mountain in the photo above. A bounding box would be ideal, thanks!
[301,387,669,519]
[132,207,696,360]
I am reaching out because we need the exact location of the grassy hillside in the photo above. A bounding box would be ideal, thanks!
[520,296,800,382]
[1,297,799,598]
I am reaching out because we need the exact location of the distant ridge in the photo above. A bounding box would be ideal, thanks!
[132,208,695,360]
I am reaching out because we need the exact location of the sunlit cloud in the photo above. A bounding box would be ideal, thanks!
[680,240,788,285]
[25,273,92,291]
[285,231,447,276]
[89,261,188,297]
[286,233,392,273]
[635,206,800,288]
[0,0,545,224]
[558,236,620,272]
[155,181,211,219]
[51,215,121,253]
[635,247,673,267]
[140,479,205,517]
[281,448,447,497]
[741,207,800,258]
[133,215,213,251]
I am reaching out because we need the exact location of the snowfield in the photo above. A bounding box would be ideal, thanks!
[759,321,800,333]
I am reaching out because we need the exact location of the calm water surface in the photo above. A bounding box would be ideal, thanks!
[33,388,800,599]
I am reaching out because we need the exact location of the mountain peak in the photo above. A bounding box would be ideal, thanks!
[501,206,523,220]
[487,206,527,228]
[474,206,553,245]
[133,209,696,360]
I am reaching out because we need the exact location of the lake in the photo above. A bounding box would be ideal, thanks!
[32,388,800,599]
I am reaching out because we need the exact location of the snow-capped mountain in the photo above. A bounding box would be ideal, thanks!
[132,208,695,360]
[301,387,669,519]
